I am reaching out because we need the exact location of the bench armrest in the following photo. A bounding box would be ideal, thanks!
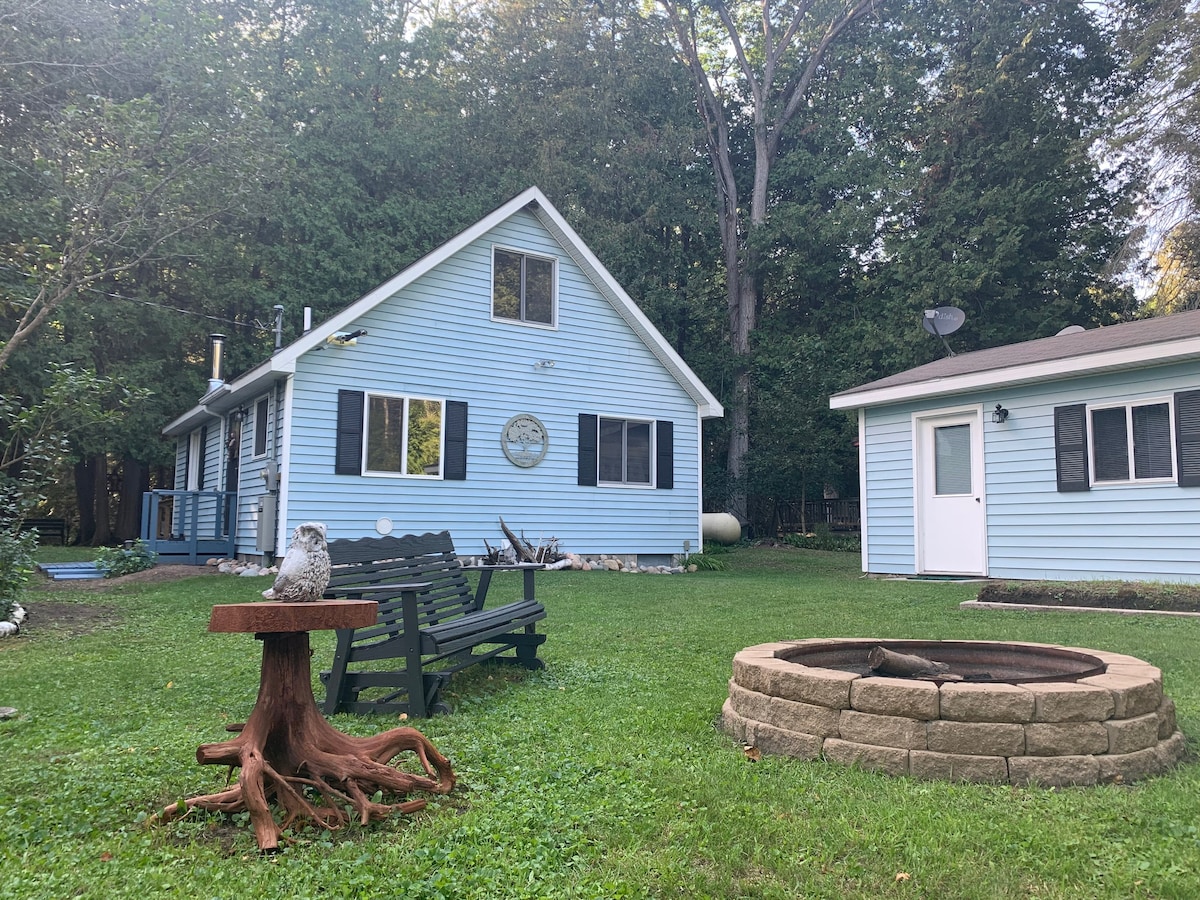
[473,565,541,609]
[325,580,433,600]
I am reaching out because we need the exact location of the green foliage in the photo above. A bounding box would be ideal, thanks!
[678,551,727,571]
[0,524,37,612]
[93,539,158,578]
[780,527,862,554]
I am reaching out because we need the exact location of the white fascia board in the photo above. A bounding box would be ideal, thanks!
[829,337,1200,410]
[528,200,725,419]
[268,188,548,375]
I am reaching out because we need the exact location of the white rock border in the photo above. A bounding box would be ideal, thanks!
[0,600,26,637]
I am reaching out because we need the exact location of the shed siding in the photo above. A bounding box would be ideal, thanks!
[862,359,1200,582]
[280,210,703,556]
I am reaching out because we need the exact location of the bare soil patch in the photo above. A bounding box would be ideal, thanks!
[976,581,1200,613]
[16,564,217,637]
[31,564,216,593]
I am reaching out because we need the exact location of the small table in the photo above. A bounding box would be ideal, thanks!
[154,601,455,851]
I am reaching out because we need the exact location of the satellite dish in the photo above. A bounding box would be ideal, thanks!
[921,307,966,336]
[921,306,966,357]
[1056,324,1086,336]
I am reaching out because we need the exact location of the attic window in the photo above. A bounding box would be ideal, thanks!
[493,248,555,326]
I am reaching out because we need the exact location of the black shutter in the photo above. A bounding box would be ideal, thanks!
[1054,404,1089,492]
[656,420,674,489]
[335,390,364,475]
[444,401,468,480]
[197,426,208,490]
[1175,390,1200,487]
[577,414,598,486]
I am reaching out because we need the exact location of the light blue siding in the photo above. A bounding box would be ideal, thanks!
[280,209,703,557]
[862,359,1200,582]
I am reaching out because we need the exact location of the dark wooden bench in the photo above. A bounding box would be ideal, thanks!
[319,530,546,717]
[19,517,68,545]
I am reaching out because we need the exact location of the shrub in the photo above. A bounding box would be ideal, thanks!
[0,525,37,618]
[94,539,158,578]
[679,552,728,571]
[781,525,861,553]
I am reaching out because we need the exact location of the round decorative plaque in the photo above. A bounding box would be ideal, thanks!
[501,414,549,468]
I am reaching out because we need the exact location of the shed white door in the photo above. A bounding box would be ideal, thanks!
[915,409,986,576]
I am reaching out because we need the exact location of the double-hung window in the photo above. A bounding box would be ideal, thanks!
[493,247,555,326]
[577,413,673,489]
[599,417,653,485]
[1090,401,1173,483]
[253,396,270,458]
[1055,391,1200,491]
[365,394,445,477]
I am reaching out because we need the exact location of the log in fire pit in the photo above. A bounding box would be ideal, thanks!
[722,639,1185,786]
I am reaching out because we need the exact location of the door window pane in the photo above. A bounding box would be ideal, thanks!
[934,424,972,495]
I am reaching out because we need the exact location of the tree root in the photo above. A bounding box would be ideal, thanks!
[150,630,455,851]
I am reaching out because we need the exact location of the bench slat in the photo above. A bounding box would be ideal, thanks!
[320,530,545,718]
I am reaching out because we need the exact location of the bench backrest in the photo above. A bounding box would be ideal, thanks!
[325,531,475,628]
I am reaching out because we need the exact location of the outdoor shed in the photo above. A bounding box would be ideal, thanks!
[830,310,1200,582]
[147,187,723,564]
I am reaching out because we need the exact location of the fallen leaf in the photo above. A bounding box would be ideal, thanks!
[99,852,113,862]
[742,744,761,762]
[895,872,911,882]
[398,713,408,720]
[165,681,174,689]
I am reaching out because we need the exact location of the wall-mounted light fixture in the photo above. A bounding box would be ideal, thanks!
[327,329,368,347]
[992,403,1010,424]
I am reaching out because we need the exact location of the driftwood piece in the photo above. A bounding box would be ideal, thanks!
[867,645,951,678]
[499,517,539,563]
[152,629,454,851]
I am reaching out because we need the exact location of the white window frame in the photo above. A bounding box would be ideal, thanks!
[597,416,655,488]
[491,245,558,329]
[1086,397,1176,485]
[186,431,202,491]
[252,395,270,459]
[362,392,447,479]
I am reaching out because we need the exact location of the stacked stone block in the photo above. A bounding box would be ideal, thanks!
[721,639,1186,786]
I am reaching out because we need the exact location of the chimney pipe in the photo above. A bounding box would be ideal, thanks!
[303,307,312,333]
[273,305,285,351]
[208,334,226,393]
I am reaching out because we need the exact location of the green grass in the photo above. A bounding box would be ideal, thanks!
[2,546,1199,898]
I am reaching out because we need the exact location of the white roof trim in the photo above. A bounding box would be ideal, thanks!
[165,187,723,435]
[830,335,1200,410]
[526,200,723,418]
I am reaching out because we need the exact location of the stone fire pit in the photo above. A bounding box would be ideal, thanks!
[721,639,1186,786]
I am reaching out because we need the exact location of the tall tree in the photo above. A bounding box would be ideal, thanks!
[0,0,276,369]
[655,0,888,522]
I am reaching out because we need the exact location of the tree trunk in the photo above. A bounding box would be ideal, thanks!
[91,453,111,546]
[154,629,455,852]
[114,456,146,542]
[74,458,96,546]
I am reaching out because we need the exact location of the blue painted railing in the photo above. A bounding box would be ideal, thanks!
[140,490,237,564]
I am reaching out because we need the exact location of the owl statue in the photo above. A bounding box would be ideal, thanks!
[262,522,331,602]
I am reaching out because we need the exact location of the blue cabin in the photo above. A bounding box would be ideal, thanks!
[830,311,1200,583]
[147,187,723,564]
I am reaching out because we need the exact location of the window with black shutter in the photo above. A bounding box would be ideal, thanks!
[1056,394,1200,491]
[578,414,674,488]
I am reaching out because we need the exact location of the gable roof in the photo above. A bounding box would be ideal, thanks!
[830,310,1200,410]
[165,187,723,435]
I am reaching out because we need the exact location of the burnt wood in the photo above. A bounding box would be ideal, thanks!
[319,530,546,717]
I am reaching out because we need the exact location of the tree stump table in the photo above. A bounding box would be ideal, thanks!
[155,601,455,851]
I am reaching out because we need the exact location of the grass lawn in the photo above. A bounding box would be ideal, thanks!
[2,545,1198,899]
